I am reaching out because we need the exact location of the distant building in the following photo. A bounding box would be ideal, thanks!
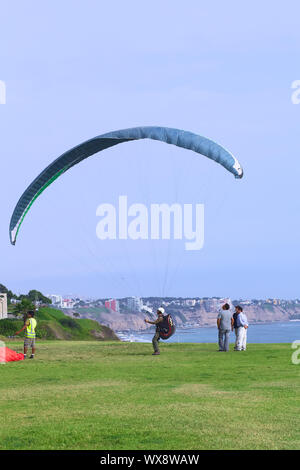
[105,299,120,313]
[0,293,8,319]
[170,299,181,306]
[184,299,196,307]
[61,299,75,309]
[48,294,62,307]
[127,297,143,312]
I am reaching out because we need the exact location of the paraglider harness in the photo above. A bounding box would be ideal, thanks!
[158,314,176,340]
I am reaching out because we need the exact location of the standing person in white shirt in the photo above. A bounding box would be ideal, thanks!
[235,306,248,351]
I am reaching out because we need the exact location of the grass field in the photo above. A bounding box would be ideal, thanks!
[0,341,299,450]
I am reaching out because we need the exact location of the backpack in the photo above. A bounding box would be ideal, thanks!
[158,314,176,340]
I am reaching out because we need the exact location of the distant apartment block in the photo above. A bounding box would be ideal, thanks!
[105,299,120,313]
[48,294,63,306]
[127,296,143,312]
[0,293,8,319]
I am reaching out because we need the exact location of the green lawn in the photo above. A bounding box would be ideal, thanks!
[0,341,299,450]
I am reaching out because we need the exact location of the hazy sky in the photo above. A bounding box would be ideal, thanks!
[1,1,300,299]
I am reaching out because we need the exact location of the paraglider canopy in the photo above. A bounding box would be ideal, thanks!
[0,347,24,363]
[9,126,243,245]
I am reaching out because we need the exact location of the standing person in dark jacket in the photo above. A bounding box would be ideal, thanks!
[144,307,164,355]
[232,306,239,349]
[217,303,234,352]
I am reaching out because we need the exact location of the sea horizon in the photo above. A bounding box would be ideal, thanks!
[116,320,300,344]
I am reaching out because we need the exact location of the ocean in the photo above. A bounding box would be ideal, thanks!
[116,321,300,344]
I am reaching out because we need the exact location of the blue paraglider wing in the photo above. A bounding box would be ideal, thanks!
[9,126,243,245]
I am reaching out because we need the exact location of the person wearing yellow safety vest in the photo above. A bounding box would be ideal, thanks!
[15,310,37,359]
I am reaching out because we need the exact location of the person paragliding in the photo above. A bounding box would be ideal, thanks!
[145,307,176,355]
[145,307,165,355]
